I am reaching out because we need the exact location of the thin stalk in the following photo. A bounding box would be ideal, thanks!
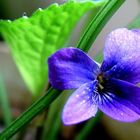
[34,84,51,140]
[0,75,12,127]
[0,88,62,140]
[41,92,69,140]
[75,112,103,140]
[77,0,125,52]
[41,99,61,140]
[0,0,125,139]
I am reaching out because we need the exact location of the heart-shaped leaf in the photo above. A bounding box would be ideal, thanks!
[0,1,106,96]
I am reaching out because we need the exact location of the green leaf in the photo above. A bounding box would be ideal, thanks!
[0,1,106,96]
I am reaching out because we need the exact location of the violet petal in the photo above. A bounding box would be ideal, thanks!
[62,81,98,125]
[105,54,140,84]
[97,78,140,122]
[48,47,99,90]
[108,78,140,115]
[101,28,140,76]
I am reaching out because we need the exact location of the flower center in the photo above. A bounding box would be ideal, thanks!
[97,73,105,93]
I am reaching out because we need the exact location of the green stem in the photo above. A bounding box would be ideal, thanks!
[41,98,61,140]
[0,0,125,139]
[75,112,103,140]
[0,88,61,140]
[41,99,61,140]
[0,75,12,127]
[34,84,51,140]
[77,0,125,52]
[41,92,69,140]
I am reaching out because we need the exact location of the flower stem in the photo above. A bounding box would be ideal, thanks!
[41,92,70,140]
[75,111,103,140]
[0,0,125,139]
[77,0,125,52]
[0,88,62,140]
[0,75,12,127]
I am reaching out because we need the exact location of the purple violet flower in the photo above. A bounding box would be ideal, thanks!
[48,28,140,125]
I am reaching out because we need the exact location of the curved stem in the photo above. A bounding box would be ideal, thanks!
[0,88,61,140]
[77,0,125,52]
[0,0,125,139]
[41,93,68,140]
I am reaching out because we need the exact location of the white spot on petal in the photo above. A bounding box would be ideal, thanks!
[121,112,124,116]
[76,94,79,98]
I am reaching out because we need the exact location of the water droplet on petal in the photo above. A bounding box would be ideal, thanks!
[82,100,86,103]
[76,94,79,98]
[121,112,124,116]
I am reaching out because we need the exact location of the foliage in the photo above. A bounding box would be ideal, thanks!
[0,0,105,95]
